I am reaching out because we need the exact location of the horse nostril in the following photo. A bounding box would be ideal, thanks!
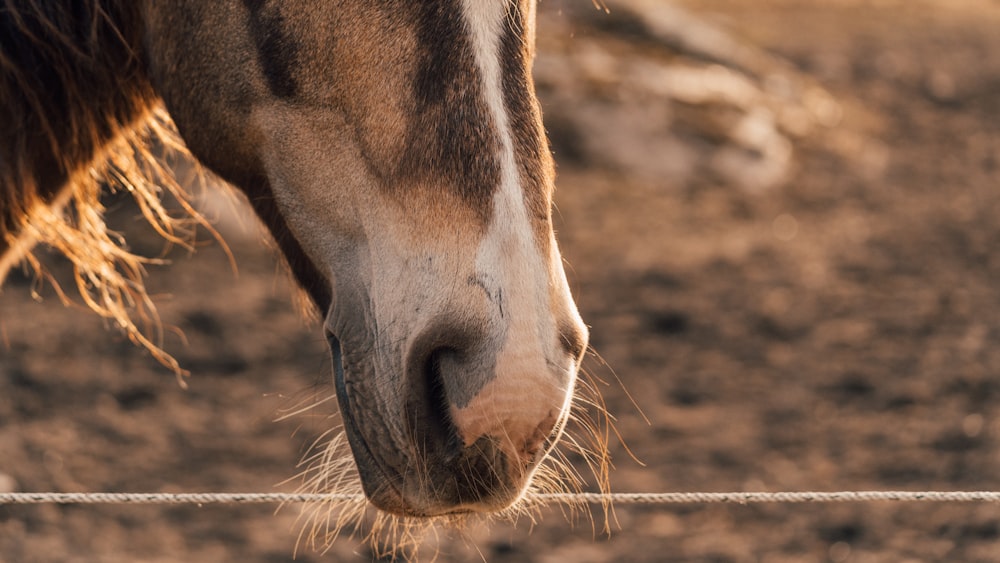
[559,318,589,362]
[406,347,464,462]
[522,411,558,461]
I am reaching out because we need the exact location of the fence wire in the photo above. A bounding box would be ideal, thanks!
[3,491,1000,505]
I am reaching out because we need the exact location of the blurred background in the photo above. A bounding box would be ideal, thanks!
[3,0,1000,560]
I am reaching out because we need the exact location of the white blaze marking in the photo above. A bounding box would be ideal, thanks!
[460,0,519,201]
[457,0,567,450]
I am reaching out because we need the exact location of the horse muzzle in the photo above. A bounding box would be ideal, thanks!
[327,305,584,517]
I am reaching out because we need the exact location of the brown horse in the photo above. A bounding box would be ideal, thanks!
[0,0,599,530]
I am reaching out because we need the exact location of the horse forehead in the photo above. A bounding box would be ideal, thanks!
[243,0,544,226]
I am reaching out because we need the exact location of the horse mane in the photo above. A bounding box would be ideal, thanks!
[0,1,207,375]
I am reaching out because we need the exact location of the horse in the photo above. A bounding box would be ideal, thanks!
[0,0,602,537]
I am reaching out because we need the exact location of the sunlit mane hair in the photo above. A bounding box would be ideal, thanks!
[0,2,207,374]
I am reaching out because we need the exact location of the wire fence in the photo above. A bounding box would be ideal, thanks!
[4,491,1000,505]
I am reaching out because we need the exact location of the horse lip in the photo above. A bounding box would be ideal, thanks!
[327,330,456,516]
[324,330,533,517]
[326,330,407,511]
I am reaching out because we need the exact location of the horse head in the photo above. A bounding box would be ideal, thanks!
[143,0,587,516]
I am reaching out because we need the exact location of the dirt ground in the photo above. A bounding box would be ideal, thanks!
[4,1,1000,561]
